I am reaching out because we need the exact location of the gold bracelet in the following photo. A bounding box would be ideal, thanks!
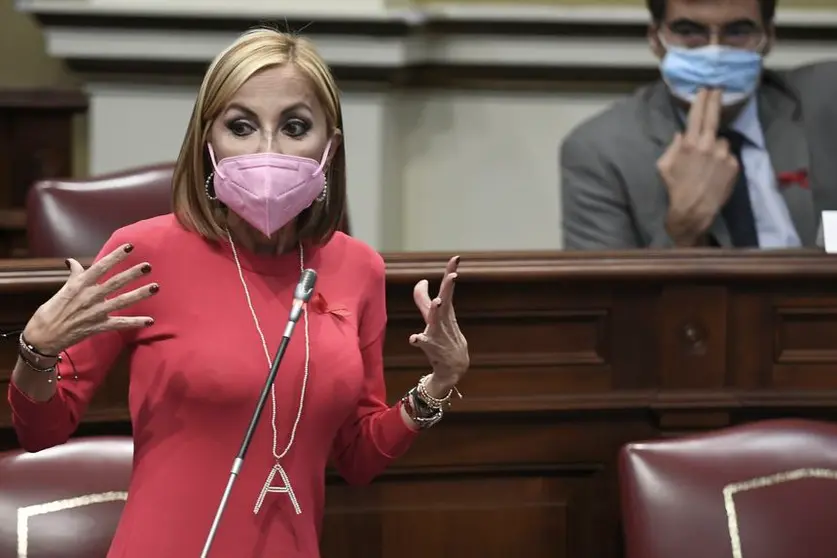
[416,374,462,410]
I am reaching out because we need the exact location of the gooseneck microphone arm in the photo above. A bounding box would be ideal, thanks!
[200,268,318,558]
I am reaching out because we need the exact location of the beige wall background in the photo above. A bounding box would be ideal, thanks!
[0,2,74,88]
[3,0,830,87]
[6,0,830,88]
[6,0,837,252]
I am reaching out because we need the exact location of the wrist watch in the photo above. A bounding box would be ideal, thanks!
[400,374,464,430]
[400,388,444,429]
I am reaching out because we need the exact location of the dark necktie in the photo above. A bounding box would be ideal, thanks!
[718,130,759,247]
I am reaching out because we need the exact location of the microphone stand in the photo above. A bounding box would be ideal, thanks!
[200,270,317,558]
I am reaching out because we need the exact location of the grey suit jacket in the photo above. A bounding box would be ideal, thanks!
[560,61,837,249]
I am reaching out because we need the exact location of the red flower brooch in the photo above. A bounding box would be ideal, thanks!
[778,169,809,190]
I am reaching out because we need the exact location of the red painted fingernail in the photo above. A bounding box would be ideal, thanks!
[141,264,151,274]
[454,256,461,264]
[149,284,160,293]
[124,244,134,253]
[145,319,154,327]
[64,259,71,270]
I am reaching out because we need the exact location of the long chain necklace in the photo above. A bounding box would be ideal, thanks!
[226,229,311,515]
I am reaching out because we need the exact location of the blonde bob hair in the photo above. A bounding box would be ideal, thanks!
[172,28,346,244]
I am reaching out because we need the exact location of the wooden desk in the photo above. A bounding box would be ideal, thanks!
[2,251,837,557]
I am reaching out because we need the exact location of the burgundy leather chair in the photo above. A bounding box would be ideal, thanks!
[0,436,133,557]
[26,163,351,258]
[26,164,174,258]
[619,419,837,558]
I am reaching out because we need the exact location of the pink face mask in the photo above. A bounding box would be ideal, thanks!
[207,140,332,237]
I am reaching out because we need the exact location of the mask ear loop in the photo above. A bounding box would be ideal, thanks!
[314,139,334,203]
[314,139,333,176]
[206,143,226,180]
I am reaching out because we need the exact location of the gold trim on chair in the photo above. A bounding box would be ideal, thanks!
[16,491,128,558]
[723,468,837,558]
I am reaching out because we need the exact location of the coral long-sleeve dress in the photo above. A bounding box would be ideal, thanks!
[9,214,417,557]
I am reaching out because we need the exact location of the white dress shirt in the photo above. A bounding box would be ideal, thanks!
[729,98,801,248]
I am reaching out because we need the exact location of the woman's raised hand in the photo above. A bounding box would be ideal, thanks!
[23,243,159,355]
[410,256,469,391]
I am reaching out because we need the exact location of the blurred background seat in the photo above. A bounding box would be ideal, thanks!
[619,418,837,558]
[26,164,174,258]
[26,162,351,259]
[0,436,133,557]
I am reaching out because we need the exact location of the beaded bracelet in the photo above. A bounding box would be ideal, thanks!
[416,374,462,410]
[18,333,59,373]
[17,333,78,383]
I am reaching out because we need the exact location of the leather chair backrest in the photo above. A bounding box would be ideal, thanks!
[26,164,173,258]
[0,436,133,557]
[26,162,352,259]
[619,418,837,558]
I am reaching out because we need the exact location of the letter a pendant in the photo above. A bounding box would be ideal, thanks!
[254,462,302,515]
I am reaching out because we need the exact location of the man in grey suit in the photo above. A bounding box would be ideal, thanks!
[561,0,837,249]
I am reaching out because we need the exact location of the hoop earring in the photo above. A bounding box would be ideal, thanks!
[205,172,217,201]
[316,176,328,203]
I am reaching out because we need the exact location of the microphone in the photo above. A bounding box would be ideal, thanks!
[289,268,317,323]
[200,268,318,558]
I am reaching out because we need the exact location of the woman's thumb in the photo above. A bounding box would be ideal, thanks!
[65,258,85,278]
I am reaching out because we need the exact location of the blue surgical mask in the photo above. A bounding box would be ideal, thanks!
[660,43,764,106]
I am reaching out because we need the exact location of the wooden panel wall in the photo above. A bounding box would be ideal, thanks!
[0,90,87,257]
